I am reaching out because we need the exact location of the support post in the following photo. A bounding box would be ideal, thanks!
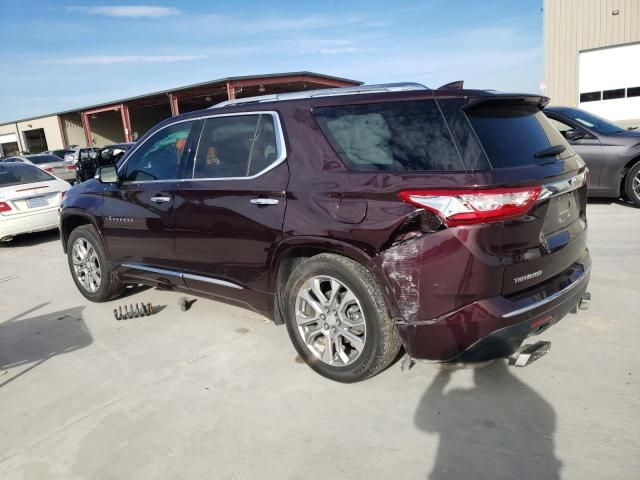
[226,81,236,101]
[81,113,93,146]
[169,93,180,116]
[120,103,132,143]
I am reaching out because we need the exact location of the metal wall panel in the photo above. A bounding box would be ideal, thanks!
[544,0,640,106]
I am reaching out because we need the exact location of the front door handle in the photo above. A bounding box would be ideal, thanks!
[150,195,171,203]
[250,198,279,206]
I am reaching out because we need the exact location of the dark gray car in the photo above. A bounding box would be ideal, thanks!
[544,107,640,206]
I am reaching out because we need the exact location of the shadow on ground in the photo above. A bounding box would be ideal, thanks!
[0,229,60,248]
[0,305,91,388]
[415,360,561,480]
[588,197,639,208]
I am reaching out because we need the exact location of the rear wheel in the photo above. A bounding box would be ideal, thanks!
[624,161,640,207]
[67,225,125,302]
[283,254,401,382]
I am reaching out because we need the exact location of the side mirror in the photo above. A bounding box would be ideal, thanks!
[96,165,118,183]
[564,128,585,142]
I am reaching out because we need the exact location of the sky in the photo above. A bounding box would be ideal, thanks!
[0,0,544,123]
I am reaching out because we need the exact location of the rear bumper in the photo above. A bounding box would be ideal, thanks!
[397,253,591,362]
[0,208,60,239]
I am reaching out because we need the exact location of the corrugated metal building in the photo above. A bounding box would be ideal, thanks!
[0,71,359,156]
[543,0,640,125]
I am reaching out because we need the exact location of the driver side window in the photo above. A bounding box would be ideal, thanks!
[122,121,194,182]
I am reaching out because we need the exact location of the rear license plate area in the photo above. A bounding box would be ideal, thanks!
[26,196,48,208]
[542,190,580,235]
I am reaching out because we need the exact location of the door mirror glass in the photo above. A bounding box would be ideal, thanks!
[97,165,118,183]
[564,128,585,142]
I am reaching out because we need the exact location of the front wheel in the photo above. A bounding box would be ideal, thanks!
[624,161,640,207]
[283,254,401,382]
[67,225,125,302]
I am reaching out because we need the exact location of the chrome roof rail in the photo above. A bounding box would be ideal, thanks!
[210,82,429,108]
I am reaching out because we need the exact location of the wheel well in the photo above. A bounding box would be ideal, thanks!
[620,156,640,192]
[273,247,332,325]
[60,215,90,252]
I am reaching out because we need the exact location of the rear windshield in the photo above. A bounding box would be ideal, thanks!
[0,164,54,187]
[466,102,574,168]
[27,155,62,165]
[313,100,464,171]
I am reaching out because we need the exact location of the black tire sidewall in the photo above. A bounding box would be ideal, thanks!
[625,162,640,206]
[67,225,115,302]
[284,257,385,383]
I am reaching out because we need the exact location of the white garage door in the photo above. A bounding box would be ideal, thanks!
[0,133,17,144]
[578,43,640,121]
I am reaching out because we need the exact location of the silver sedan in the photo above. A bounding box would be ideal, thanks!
[1,154,76,182]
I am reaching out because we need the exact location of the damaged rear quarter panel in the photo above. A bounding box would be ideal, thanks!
[376,223,504,324]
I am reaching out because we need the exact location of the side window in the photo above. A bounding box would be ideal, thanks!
[123,121,194,182]
[547,117,573,134]
[314,100,464,171]
[193,114,278,179]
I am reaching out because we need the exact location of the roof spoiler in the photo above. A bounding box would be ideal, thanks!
[464,95,550,110]
[438,80,464,90]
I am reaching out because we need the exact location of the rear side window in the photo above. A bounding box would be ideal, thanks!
[0,164,54,187]
[313,100,464,171]
[193,114,278,179]
[466,103,574,168]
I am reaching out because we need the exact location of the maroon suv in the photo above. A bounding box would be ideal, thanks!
[60,83,591,382]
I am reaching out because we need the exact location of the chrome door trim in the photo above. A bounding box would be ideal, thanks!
[121,263,182,278]
[182,273,243,289]
[121,263,244,289]
[117,111,287,184]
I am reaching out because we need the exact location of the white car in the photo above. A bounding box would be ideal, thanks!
[2,154,77,182]
[0,162,71,242]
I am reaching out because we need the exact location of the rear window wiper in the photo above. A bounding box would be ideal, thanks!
[534,144,566,158]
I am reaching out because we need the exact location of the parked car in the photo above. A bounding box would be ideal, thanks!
[0,162,70,242]
[1,154,77,182]
[43,149,76,159]
[76,143,134,183]
[63,147,100,164]
[59,83,591,382]
[543,107,640,205]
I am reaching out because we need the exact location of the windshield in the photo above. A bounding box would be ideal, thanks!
[0,163,54,187]
[27,154,62,165]
[556,108,626,134]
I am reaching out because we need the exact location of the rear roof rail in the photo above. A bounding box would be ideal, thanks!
[211,82,429,108]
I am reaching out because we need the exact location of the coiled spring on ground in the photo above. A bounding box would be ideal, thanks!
[113,303,154,320]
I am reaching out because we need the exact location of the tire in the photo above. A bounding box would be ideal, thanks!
[67,225,125,302]
[283,253,401,382]
[624,161,640,207]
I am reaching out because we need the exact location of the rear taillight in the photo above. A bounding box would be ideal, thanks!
[0,201,11,213]
[67,165,76,170]
[398,186,541,226]
[44,167,54,172]
[61,191,66,200]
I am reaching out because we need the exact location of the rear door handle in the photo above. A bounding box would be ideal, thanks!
[250,198,279,206]
[150,195,171,203]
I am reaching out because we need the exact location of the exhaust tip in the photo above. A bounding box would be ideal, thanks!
[578,292,591,310]
[509,341,551,367]
[0,236,14,243]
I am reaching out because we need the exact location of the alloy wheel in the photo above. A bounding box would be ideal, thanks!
[71,237,102,293]
[295,275,366,367]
